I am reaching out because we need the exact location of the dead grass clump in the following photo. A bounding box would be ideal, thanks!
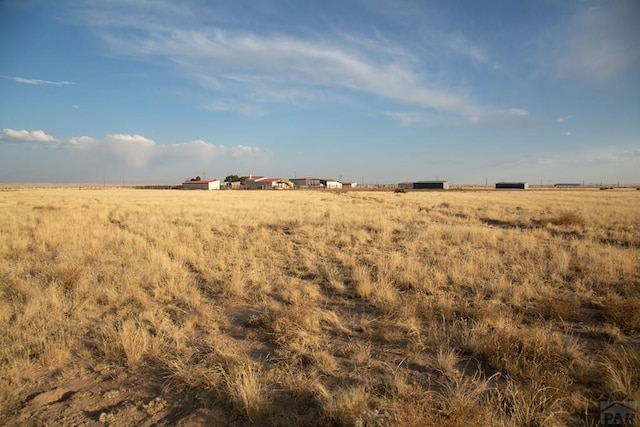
[462,320,580,398]
[435,346,462,377]
[600,346,640,401]
[222,364,268,422]
[603,295,640,334]
[496,381,570,426]
[321,385,371,426]
[319,261,346,294]
[99,320,150,368]
[353,265,374,299]
[432,373,493,427]
[541,211,586,227]
[535,293,586,322]
[165,355,224,397]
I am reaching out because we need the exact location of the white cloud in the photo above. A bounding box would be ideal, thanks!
[66,136,96,146]
[1,128,268,166]
[156,139,269,159]
[561,131,572,136]
[0,75,76,85]
[0,128,57,142]
[103,134,156,166]
[555,115,570,123]
[230,145,266,158]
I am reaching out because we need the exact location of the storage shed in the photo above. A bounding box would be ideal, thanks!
[413,181,450,190]
[496,182,528,189]
[398,181,450,190]
[290,177,322,188]
[182,179,220,190]
[554,183,581,188]
[320,179,342,189]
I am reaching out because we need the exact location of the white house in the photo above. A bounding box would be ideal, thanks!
[245,177,294,189]
[182,179,220,190]
[320,179,342,189]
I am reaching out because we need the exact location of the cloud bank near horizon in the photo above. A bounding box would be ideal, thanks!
[1,128,270,176]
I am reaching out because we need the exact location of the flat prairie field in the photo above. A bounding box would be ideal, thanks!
[1,187,639,426]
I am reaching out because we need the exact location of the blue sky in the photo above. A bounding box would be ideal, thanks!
[1,0,639,184]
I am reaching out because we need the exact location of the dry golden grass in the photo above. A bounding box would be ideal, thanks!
[0,187,639,426]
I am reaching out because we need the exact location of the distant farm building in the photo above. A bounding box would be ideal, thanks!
[245,176,294,190]
[320,179,342,189]
[291,177,322,188]
[397,181,450,190]
[496,182,528,189]
[182,179,220,190]
[341,182,358,188]
[223,181,242,190]
[414,181,450,190]
[554,183,582,188]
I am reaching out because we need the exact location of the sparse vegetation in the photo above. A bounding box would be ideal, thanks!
[0,187,638,426]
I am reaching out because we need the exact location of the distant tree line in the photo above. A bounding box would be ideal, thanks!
[186,175,250,184]
[224,175,250,185]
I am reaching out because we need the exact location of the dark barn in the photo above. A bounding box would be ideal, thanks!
[413,181,450,190]
[554,183,581,188]
[496,182,528,189]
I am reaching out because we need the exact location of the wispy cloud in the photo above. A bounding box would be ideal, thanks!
[610,148,640,163]
[555,115,570,123]
[492,153,554,169]
[206,101,267,117]
[75,1,535,121]
[384,112,425,126]
[468,107,530,126]
[561,131,572,136]
[547,1,640,83]
[442,32,503,71]
[387,106,530,127]
[0,75,76,85]
[103,27,475,115]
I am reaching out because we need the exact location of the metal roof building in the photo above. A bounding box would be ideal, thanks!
[496,182,528,189]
